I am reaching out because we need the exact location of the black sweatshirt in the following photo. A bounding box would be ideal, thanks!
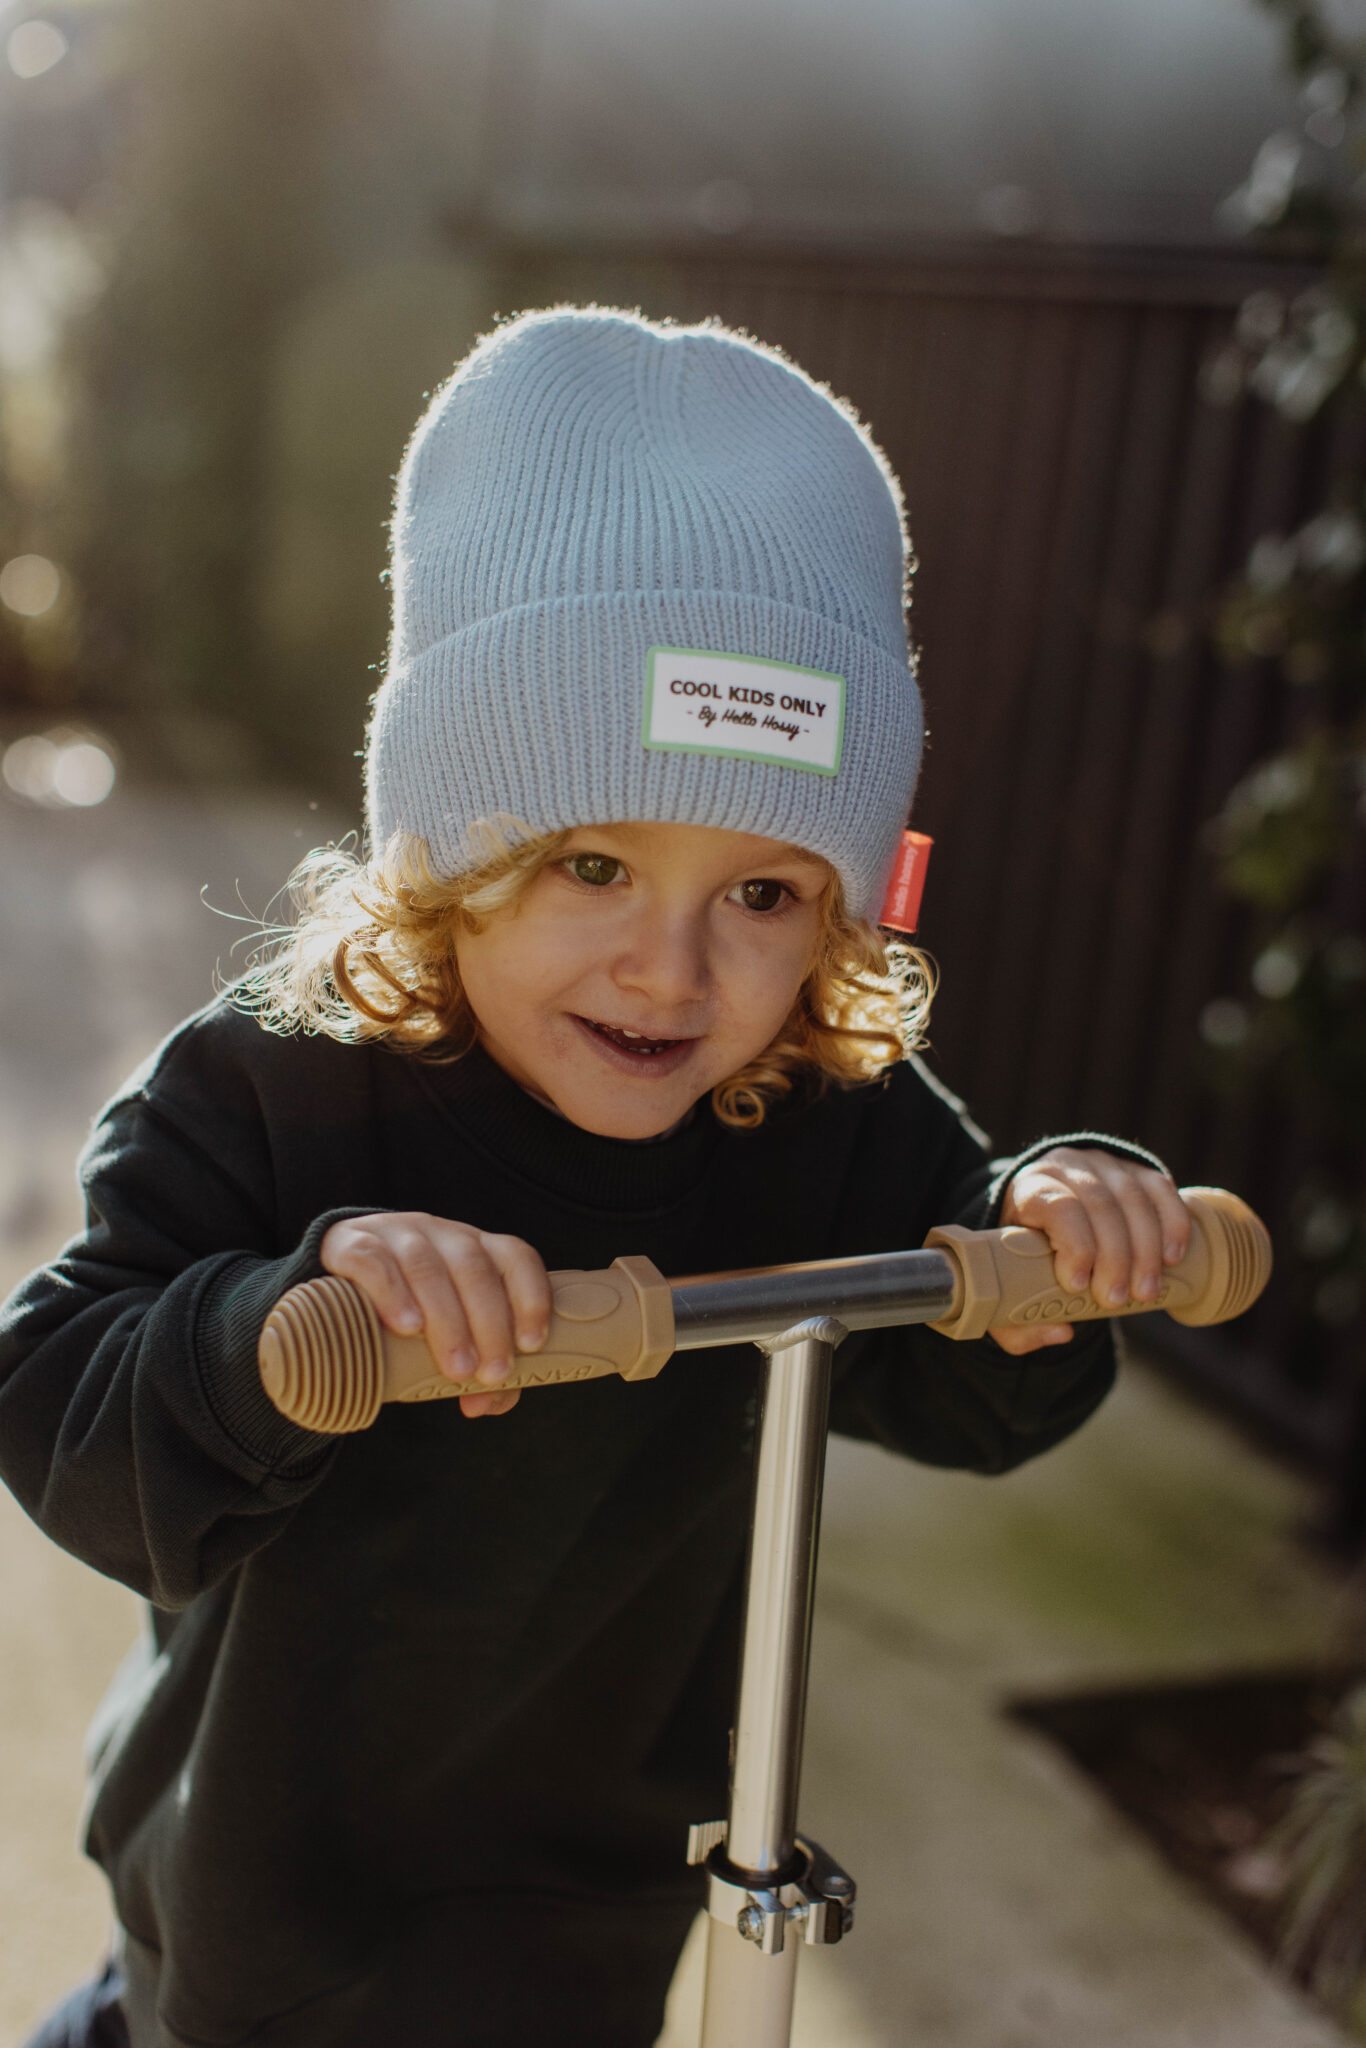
[0,1002,1154,2046]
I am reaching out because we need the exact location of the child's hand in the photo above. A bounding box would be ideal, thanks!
[319,1213,553,1418]
[992,1148,1191,1356]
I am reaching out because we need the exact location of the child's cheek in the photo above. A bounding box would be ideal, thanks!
[719,926,816,1058]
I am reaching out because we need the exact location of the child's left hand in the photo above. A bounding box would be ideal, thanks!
[992,1147,1191,1355]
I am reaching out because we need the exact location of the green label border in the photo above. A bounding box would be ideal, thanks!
[642,646,846,777]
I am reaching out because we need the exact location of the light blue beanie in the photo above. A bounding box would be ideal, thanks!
[365,307,922,918]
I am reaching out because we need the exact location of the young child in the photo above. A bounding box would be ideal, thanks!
[0,309,1189,2048]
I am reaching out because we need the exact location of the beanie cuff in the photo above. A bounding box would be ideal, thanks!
[366,589,921,918]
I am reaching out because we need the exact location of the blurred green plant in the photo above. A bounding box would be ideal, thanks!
[1267,1682,1366,2033]
[1202,0,1366,1355]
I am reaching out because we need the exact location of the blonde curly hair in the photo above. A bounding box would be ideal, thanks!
[235,824,934,1130]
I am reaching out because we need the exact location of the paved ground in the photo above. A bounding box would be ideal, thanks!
[1,784,1362,2046]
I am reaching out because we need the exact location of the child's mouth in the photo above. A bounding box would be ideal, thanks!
[573,1016,697,1070]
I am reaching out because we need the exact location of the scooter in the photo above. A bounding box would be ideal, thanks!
[258,1187,1270,2048]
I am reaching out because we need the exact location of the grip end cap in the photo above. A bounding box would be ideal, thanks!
[1167,1187,1273,1326]
[259,1277,386,1432]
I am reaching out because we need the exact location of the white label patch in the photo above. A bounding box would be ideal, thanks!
[643,647,845,776]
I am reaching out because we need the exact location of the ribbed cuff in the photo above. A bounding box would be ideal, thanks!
[194,1209,382,1476]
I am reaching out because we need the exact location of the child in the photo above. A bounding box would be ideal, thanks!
[0,309,1189,2048]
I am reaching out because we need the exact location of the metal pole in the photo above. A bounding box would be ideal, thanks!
[698,1319,841,2048]
[671,1249,958,1351]
[727,1321,838,1872]
[698,1904,800,2048]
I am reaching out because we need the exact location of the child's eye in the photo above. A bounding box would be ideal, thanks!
[565,853,622,888]
[732,878,789,914]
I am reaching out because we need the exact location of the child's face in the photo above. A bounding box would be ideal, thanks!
[455,821,830,1138]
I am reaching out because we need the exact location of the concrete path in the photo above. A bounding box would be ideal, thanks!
[0,784,1361,2046]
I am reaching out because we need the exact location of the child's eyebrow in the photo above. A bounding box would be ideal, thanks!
[775,845,832,872]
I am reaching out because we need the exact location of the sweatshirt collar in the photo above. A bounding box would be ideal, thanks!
[410,1039,724,1215]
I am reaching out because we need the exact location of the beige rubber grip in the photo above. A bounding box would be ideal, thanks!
[924,1185,1272,1341]
[258,1255,675,1433]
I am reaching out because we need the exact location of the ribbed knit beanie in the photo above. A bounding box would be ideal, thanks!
[365,307,922,918]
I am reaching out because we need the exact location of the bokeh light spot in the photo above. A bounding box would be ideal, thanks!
[51,741,115,806]
[0,553,61,616]
[1199,998,1250,1049]
[2,729,116,807]
[6,18,68,78]
[1251,945,1301,999]
[2,733,57,801]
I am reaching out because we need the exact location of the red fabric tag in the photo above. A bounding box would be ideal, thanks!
[878,830,933,933]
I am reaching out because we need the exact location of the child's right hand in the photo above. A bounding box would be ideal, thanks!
[319,1213,552,1419]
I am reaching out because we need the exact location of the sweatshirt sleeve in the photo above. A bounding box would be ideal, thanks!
[825,1058,1167,1474]
[0,1029,365,1609]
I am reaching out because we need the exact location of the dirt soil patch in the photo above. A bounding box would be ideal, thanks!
[1012,1668,1366,2010]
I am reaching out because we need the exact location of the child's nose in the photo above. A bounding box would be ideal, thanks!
[613,906,711,1010]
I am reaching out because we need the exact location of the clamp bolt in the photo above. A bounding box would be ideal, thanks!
[737,1904,766,1945]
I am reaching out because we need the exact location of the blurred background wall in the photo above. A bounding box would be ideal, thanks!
[0,0,1362,1532]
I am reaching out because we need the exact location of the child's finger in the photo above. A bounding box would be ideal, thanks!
[481,1232,554,1353]
[434,1228,518,1385]
[387,1224,479,1376]
[1065,1181,1136,1307]
[1148,1172,1194,1264]
[1089,1161,1192,1302]
[990,1323,1074,1355]
[1091,1163,1167,1303]
[459,1388,522,1420]
[320,1222,427,1338]
[1026,1188,1099,1296]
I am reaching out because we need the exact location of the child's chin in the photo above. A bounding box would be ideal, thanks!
[560,1081,702,1142]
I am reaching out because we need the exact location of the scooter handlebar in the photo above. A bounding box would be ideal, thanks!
[257,1186,1271,1433]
